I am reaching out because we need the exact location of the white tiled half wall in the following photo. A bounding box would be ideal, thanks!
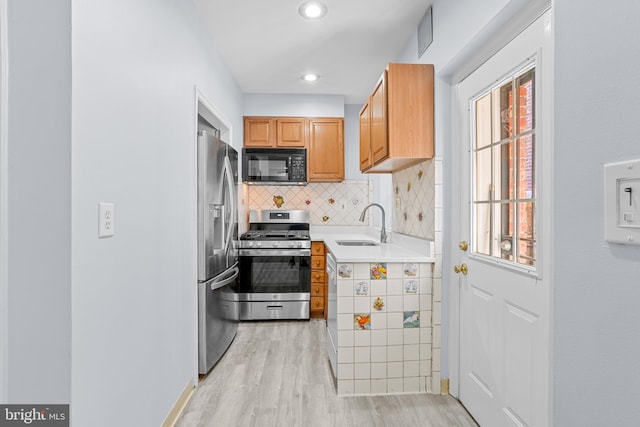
[335,261,437,396]
[392,159,435,239]
[245,180,372,226]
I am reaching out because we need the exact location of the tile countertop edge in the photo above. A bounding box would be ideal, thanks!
[310,226,435,263]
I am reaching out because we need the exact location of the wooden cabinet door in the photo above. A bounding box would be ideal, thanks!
[244,117,276,147]
[359,102,372,172]
[370,71,388,164]
[307,118,344,182]
[276,118,307,147]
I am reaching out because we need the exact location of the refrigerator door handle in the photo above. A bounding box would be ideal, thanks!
[210,265,239,291]
[221,155,236,255]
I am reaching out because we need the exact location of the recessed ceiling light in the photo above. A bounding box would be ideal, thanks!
[301,73,319,82]
[298,1,327,19]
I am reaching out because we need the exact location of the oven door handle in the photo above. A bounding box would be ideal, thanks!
[239,249,311,257]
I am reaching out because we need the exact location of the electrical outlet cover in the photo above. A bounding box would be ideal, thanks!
[98,202,115,238]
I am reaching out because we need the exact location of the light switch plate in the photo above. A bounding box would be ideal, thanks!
[98,202,115,238]
[604,160,640,244]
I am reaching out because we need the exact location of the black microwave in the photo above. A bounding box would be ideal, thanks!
[242,148,307,185]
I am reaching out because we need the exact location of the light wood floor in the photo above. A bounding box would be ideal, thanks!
[176,319,478,427]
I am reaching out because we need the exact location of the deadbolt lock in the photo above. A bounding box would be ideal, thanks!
[459,241,468,251]
[453,263,468,275]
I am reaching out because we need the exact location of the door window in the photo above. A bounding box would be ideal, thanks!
[472,66,536,269]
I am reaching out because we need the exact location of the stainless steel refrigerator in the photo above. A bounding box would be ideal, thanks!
[197,130,239,375]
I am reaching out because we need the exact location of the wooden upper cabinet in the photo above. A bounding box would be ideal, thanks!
[243,117,306,147]
[359,63,434,173]
[308,118,344,182]
[359,102,372,171]
[244,117,276,147]
[276,118,307,147]
[370,72,389,165]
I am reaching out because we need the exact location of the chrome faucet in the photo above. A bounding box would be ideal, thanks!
[359,203,388,243]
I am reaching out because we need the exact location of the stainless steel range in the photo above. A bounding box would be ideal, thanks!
[238,210,311,320]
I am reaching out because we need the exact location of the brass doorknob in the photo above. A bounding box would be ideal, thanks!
[459,241,468,251]
[453,263,468,275]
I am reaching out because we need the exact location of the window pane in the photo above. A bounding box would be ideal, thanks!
[475,203,491,256]
[494,142,514,201]
[475,147,492,202]
[497,82,513,141]
[495,202,514,261]
[518,202,535,265]
[475,93,492,149]
[517,135,535,199]
[516,69,535,134]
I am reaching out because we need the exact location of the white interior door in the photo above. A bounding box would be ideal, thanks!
[453,11,552,427]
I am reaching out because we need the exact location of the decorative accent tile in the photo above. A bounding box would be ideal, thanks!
[354,313,371,330]
[403,311,420,328]
[370,263,387,280]
[373,297,385,311]
[273,195,285,208]
[404,280,418,294]
[403,263,418,277]
[354,281,369,296]
[338,264,353,278]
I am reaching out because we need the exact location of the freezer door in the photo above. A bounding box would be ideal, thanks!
[198,265,239,374]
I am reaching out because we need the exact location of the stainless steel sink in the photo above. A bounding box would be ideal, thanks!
[336,240,379,247]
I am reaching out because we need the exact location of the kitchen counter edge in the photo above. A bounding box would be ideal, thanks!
[310,228,435,263]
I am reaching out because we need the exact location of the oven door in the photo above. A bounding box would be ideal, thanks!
[238,249,310,299]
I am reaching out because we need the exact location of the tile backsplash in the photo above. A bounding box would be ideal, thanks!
[392,160,435,239]
[246,180,372,226]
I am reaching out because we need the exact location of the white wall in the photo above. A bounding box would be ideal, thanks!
[71,0,242,426]
[553,0,640,425]
[3,0,72,404]
[243,93,344,117]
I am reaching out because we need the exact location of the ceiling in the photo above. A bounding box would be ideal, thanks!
[193,0,432,105]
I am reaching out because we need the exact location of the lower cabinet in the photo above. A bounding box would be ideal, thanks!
[310,241,326,318]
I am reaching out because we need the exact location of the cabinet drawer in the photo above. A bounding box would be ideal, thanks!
[311,283,324,297]
[310,296,324,311]
[312,270,325,283]
[311,255,325,270]
[311,241,325,256]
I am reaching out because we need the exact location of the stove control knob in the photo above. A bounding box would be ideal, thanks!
[272,242,279,248]
[296,241,303,248]
[288,242,294,248]
[256,242,262,248]
[248,241,254,248]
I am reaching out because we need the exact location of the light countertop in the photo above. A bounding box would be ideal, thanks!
[310,225,435,263]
